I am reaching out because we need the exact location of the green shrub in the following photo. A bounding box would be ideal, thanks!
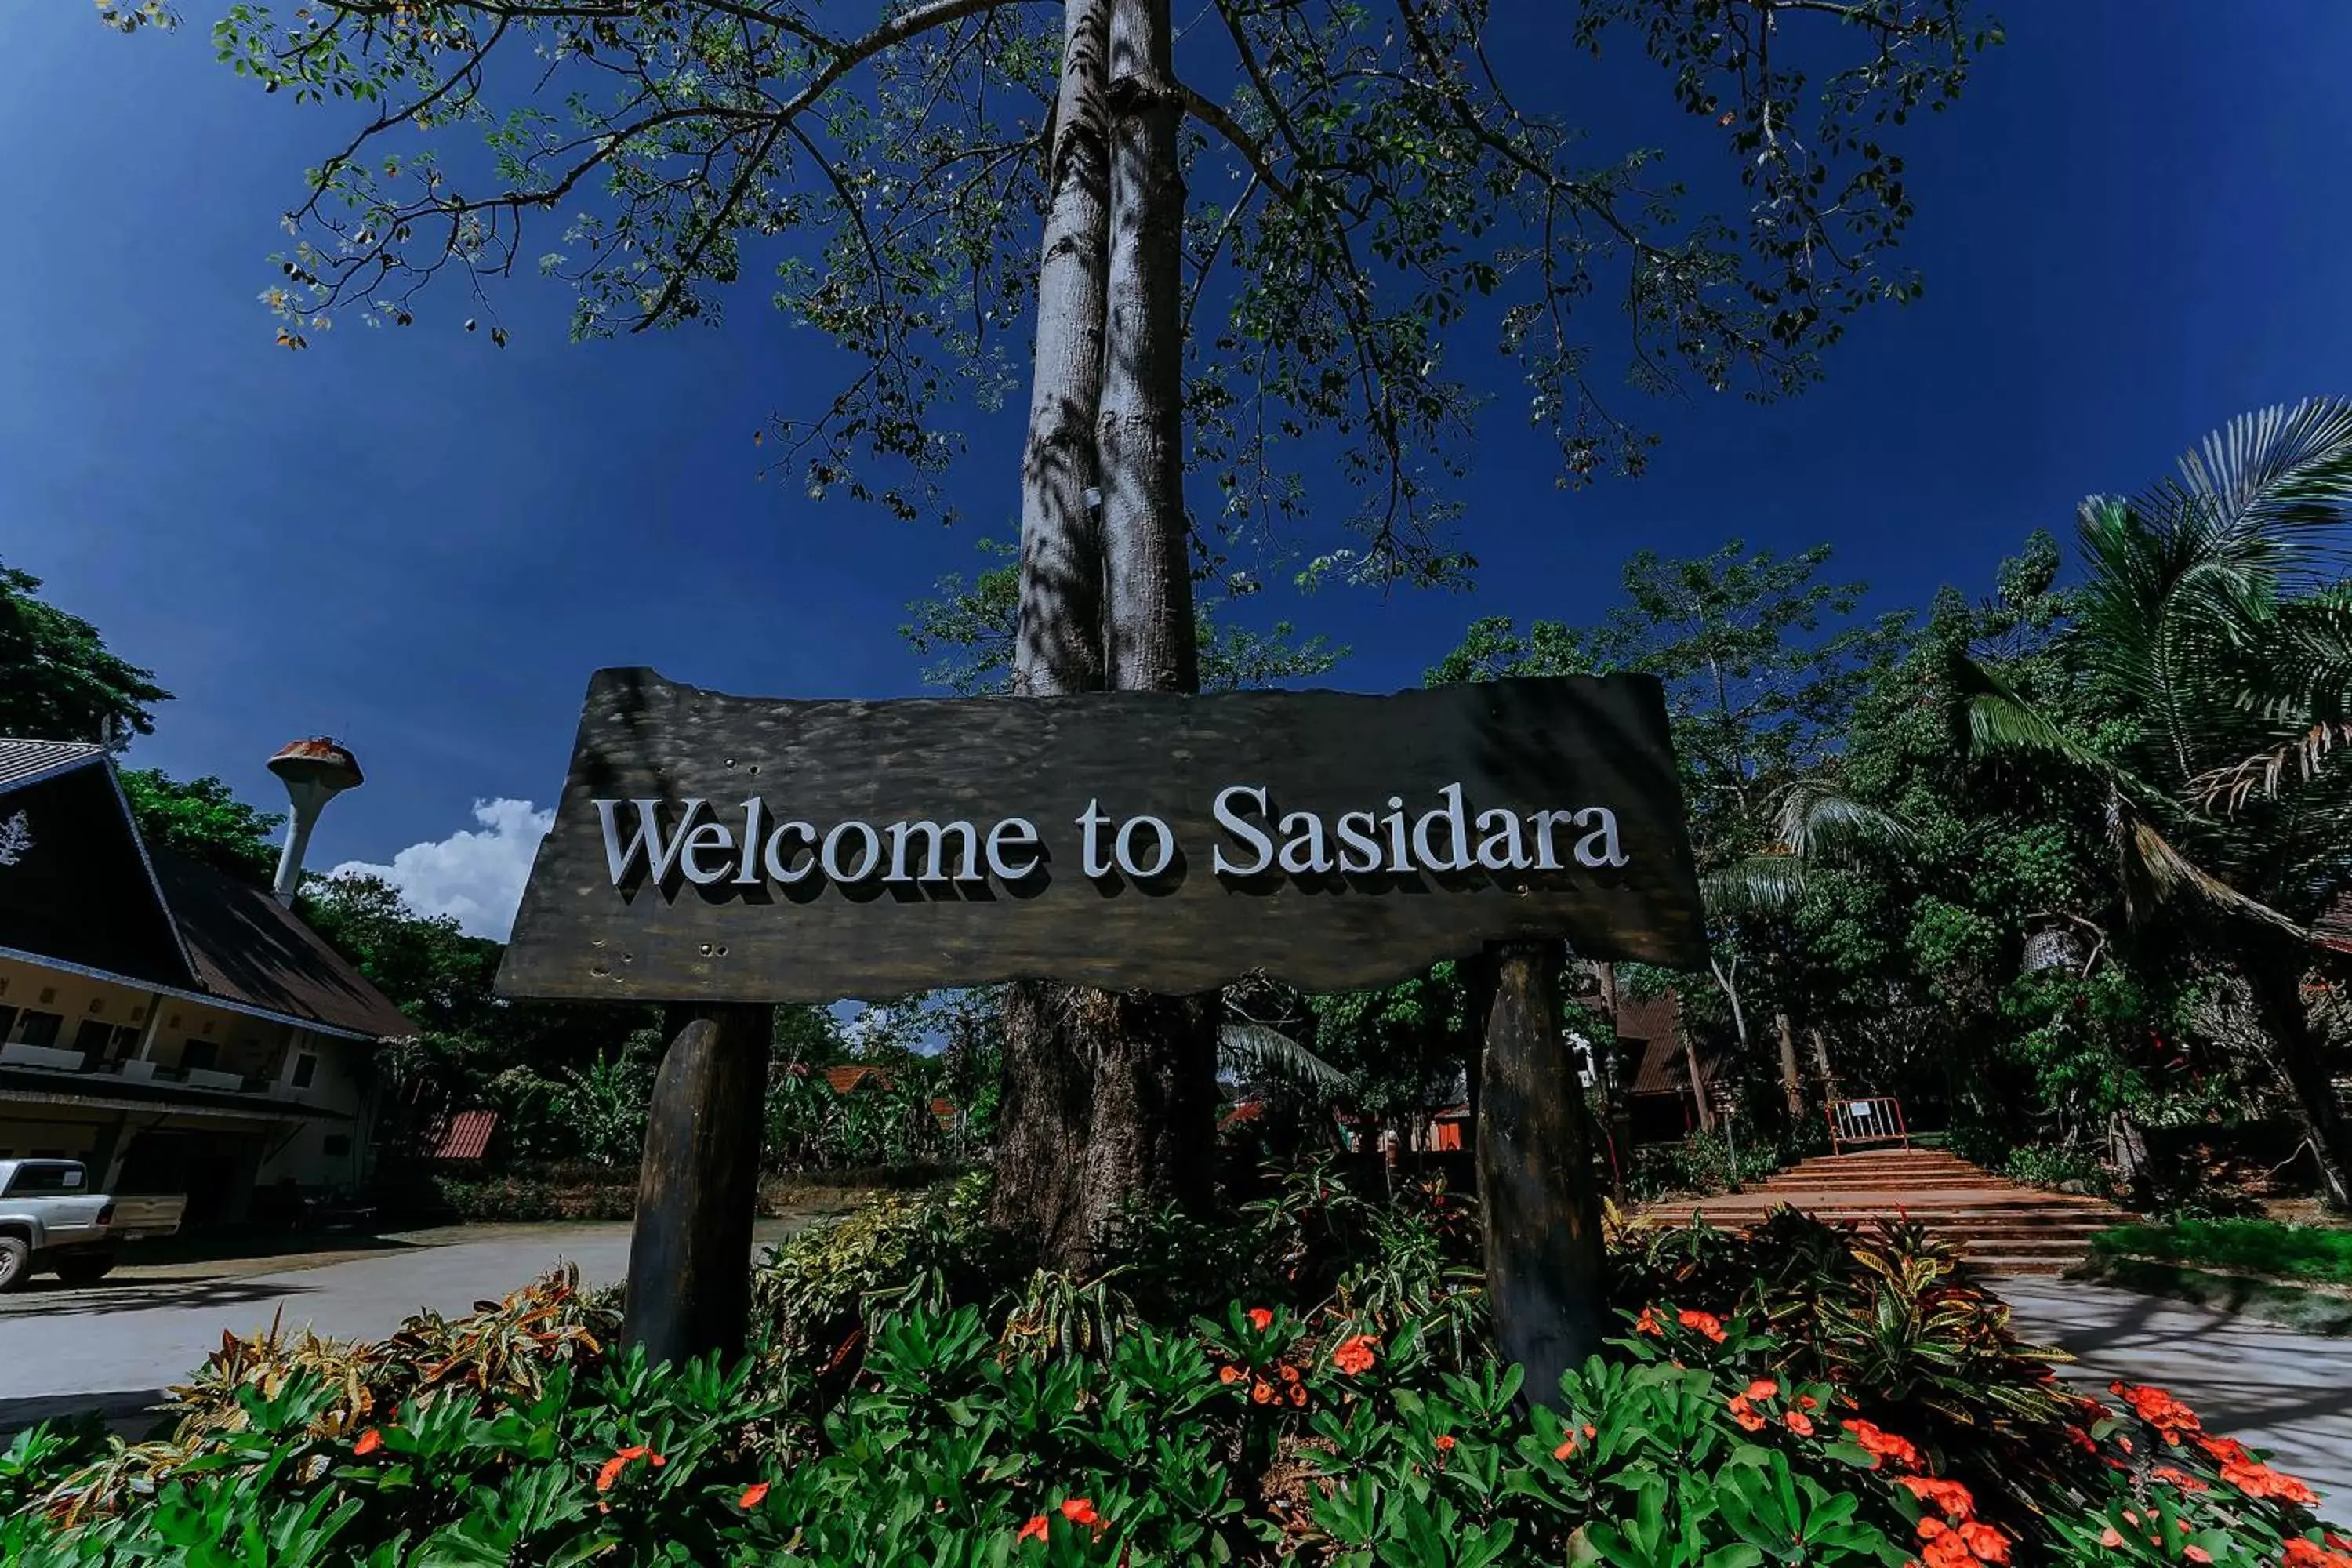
[4,1178,2336,1566]
[2092,1218,2352,1286]
[2002,1143,2114,1197]
[1627,1132,1782,1202]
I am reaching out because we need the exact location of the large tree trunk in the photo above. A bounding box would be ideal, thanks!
[1012,0,1113,699]
[1099,0,1196,694]
[2244,949,2352,1212]
[994,0,1116,1258]
[993,0,1218,1265]
[1808,1025,1838,1101]
[1478,940,1606,1408]
[1061,0,1219,1247]
[1774,1009,1806,1124]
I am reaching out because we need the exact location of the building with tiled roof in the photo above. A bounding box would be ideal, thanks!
[0,737,413,1225]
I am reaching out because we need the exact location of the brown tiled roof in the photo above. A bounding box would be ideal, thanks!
[1629,1029,1732,1098]
[825,1063,890,1094]
[148,851,416,1040]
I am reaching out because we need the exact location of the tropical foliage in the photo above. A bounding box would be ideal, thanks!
[5,1176,2336,1566]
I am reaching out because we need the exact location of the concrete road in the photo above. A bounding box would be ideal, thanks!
[1994,1275,2352,1519]
[0,1216,828,1436]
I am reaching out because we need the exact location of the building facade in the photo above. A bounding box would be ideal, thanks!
[0,740,412,1225]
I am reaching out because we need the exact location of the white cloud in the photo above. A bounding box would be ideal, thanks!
[329,798,554,941]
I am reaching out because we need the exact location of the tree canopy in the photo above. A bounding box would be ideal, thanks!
[108,0,1994,590]
[0,560,170,744]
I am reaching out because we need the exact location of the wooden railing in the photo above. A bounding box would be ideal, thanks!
[1826,1096,1909,1153]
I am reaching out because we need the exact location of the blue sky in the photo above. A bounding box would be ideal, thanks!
[6,3,2351,937]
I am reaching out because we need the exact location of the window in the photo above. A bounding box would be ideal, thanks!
[0,1007,16,1042]
[3,1163,85,1196]
[15,1012,63,1047]
[72,1019,112,1054]
[291,1053,318,1089]
[182,1038,218,1073]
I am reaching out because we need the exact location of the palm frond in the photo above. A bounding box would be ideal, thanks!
[1773,780,1916,860]
[2108,793,2308,939]
[1703,855,1809,916]
[1218,1022,1344,1087]
[2166,397,2352,557]
[2191,720,2352,814]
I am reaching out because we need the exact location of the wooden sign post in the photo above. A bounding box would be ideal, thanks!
[499,667,1705,1374]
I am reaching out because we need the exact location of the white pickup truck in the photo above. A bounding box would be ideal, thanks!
[0,1159,185,1291]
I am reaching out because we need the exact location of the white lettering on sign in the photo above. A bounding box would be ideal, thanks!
[591,786,1637,898]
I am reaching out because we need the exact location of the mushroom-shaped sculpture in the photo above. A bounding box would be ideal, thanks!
[267,738,365,906]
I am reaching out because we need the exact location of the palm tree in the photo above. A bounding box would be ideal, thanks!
[1964,400,2352,1207]
[1702,781,1917,1122]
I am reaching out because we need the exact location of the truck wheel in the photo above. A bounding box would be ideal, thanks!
[0,1236,28,1294]
[53,1252,116,1287]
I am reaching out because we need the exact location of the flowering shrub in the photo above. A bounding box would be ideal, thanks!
[0,1180,2336,1566]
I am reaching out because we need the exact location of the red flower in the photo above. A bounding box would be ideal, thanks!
[595,1446,652,1494]
[1744,1378,1779,1401]
[1842,1419,1922,1472]
[1289,1384,1307,1406]
[1331,1334,1379,1376]
[1247,1307,1274,1331]
[738,1483,770,1509]
[1677,1309,1726,1343]
[1958,1522,2010,1565]
[1218,1364,1243,1385]
[1017,1515,1050,1544]
[1895,1476,1974,1520]
[2099,1528,2125,1548]
[1726,1394,1766,1432]
[2285,1539,2352,1568]
[2063,1425,2096,1454]
[2112,1382,2202,1444]
[1252,1381,1276,1405]
[1784,1410,1814,1436]
[352,1428,383,1457]
[2223,1457,2321,1506]
[1553,1434,1579,1460]
[1634,1307,1664,1337]
[2151,1465,2209,1494]
[1279,1364,1301,1383]
[1435,1434,1456,1452]
[1796,1394,1820,1411]
[1060,1498,1104,1528]
[2183,1549,2212,1565]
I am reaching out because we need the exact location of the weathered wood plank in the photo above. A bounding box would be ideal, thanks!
[1478,940,1607,1410]
[621,1003,771,1363]
[497,669,1705,1003]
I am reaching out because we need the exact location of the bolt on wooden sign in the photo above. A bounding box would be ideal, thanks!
[495,668,1707,1003]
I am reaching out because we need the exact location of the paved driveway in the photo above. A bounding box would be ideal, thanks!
[1994,1275,2352,1519]
[0,1218,824,1435]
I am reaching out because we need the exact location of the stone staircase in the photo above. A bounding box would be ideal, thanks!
[1639,1146,2127,1276]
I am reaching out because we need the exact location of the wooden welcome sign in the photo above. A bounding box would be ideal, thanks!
[498,666,1704,1392]
[496,668,1708,1001]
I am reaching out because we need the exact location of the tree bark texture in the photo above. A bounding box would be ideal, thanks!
[1014,0,1114,699]
[1808,1025,1838,1102]
[1682,1029,1715,1134]
[1478,940,1607,1410]
[622,1004,772,1365]
[994,0,1116,1259]
[993,0,1218,1265]
[1100,0,1196,695]
[2244,951,2352,1211]
[1774,1009,1806,1124]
